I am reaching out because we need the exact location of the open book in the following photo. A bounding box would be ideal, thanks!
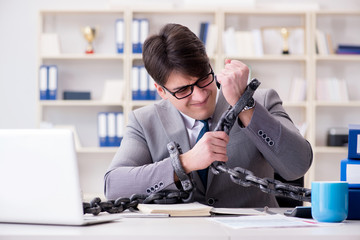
[137,202,212,217]
[137,202,267,217]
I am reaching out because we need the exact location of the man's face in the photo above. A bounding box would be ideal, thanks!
[155,70,218,120]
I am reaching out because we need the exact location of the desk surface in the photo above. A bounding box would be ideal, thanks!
[1,210,360,240]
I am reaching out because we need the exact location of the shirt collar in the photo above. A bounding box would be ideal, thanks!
[180,112,197,129]
[180,112,213,130]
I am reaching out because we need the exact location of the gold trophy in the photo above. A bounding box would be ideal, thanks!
[280,28,290,55]
[82,26,96,54]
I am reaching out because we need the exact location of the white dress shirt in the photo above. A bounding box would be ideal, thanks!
[180,113,212,148]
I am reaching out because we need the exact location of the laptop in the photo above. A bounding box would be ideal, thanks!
[0,129,121,225]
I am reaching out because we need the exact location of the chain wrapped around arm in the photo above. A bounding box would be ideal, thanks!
[209,78,311,202]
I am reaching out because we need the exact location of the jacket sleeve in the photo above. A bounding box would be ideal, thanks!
[103,111,178,200]
[236,88,313,180]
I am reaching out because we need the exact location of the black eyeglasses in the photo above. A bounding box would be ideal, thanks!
[162,66,215,100]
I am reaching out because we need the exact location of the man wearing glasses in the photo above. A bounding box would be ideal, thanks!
[104,24,313,208]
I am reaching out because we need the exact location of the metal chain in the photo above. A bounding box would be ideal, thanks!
[209,78,311,202]
[83,190,191,215]
[84,78,311,215]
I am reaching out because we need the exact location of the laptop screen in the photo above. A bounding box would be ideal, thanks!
[0,129,85,225]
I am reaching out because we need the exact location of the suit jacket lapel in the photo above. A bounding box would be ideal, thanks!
[155,99,207,194]
[155,100,191,154]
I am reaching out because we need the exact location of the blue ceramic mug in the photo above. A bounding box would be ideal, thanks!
[311,181,349,222]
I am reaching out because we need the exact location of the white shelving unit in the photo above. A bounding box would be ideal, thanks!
[37,7,360,195]
[310,11,360,184]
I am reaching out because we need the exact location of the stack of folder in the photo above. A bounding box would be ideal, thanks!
[132,65,157,100]
[39,65,58,100]
[132,18,149,53]
[340,124,360,220]
[98,112,124,147]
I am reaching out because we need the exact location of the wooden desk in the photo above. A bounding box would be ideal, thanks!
[1,212,360,240]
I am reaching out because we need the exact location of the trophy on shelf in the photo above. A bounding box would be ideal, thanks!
[280,27,290,55]
[82,26,97,54]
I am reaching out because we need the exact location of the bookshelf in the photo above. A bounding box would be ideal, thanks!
[37,8,359,195]
[311,11,360,185]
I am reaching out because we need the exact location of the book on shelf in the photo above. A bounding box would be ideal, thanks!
[199,22,209,44]
[208,25,218,56]
[288,77,306,102]
[315,30,334,55]
[316,77,349,102]
[137,202,212,217]
[63,91,91,100]
[336,44,360,55]
[223,28,263,57]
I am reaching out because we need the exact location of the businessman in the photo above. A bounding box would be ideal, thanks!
[104,23,313,207]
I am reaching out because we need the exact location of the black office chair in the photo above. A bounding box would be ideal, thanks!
[274,173,304,207]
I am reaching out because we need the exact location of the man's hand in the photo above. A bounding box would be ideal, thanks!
[216,59,254,127]
[179,131,229,173]
[216,59,249,106]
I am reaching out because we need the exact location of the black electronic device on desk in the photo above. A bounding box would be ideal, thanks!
[327,127,348,147]
[284,206,312,219]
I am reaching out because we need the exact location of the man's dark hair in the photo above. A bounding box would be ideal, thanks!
[143,23,210,86]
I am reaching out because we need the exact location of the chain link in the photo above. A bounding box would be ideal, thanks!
[83,191,191,215]
[210,162,311,202]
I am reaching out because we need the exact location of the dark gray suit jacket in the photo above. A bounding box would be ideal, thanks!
[104,89,313,207]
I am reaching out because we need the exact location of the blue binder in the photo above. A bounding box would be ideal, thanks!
[47,65,58,100]
[115,112,124,146]
[132,66,140,100]
[98,112,108,147]
[132,19,141,53]
[340,158,360,188]
[148,75,157,100]
[348,124,360,159]
[139,66,148,100]
[39,65,48,100]
[115,18,124,53]
[139,19,149,53]
[107,112,117,147]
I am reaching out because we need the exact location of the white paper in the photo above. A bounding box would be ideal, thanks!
[211,208,266,216]
[210,214,321,229]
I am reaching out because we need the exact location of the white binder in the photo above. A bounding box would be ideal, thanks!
[98,112,107,147]
[115,19,124,53]
[48,65,58,100]
[107,112,116,146]
[39,65,48,100]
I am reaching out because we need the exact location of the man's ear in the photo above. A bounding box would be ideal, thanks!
[155,83,168,100]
